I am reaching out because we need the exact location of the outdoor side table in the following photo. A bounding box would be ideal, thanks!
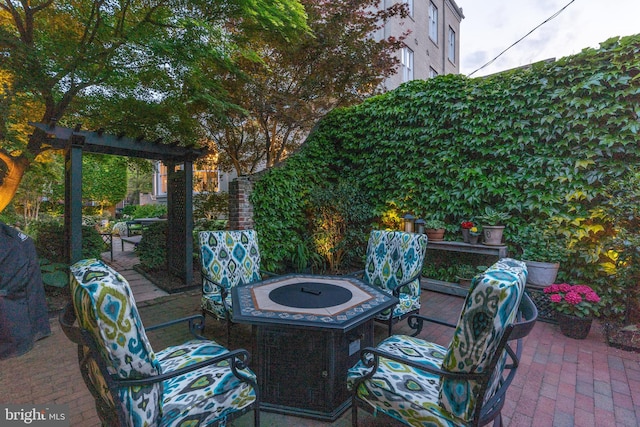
[232,274,398,421]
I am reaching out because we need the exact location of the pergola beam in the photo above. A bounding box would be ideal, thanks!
[30,122,205,161]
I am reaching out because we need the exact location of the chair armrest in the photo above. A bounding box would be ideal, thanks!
[108,345,255,388]
[407,313,457,337]
[355,346,483,382]
[146,314,205,339]
[392,271,422,296]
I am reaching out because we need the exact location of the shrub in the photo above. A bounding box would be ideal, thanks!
[137,221,167,269]
[194,192,229,220]
[133,204,167,219]
[31,220,105,263]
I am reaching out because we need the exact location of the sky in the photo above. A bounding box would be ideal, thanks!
[456,0,640,77]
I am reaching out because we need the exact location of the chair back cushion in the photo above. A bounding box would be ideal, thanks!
[199,230,262,290]
[438,258,527,421]
[364,230,428,295]
[70,258,162,426]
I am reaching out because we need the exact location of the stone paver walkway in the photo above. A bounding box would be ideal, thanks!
[1,244,639,426]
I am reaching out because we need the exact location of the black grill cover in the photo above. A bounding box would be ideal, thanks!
[0,222,51,359]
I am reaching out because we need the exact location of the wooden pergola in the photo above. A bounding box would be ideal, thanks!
[30,122,205,286]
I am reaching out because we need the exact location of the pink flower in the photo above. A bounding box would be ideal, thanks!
[544,284,559,293]
[585,292,600,303]
[550,294,563,303]
[564,291,582,305]
[557,283,572,293]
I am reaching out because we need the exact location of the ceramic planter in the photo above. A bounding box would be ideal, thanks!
[524,260,560,286]
[482,225,504,246]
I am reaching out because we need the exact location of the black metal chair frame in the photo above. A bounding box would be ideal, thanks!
[350,270,422,336]
[201,270,277,345]
[59,303,260,427]
[351,293,538,427]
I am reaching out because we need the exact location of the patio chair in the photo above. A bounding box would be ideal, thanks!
[199,229,272,343]
[59,258,259,427]
[347,258,538,427]
[355,230,429,336]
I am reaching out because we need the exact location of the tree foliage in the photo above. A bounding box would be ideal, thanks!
[202,0,408,175]
[0,0,309,212]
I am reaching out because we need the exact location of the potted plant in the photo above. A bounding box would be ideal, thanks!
[544,283,601,339]
[460,220,475,243]
[468,225,482,245]
[423,218,446,241]
[513,224,569,287]
[476,207,511,246]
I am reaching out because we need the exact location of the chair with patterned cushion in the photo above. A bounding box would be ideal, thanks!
[199,229,271,343]
[355,230,429,336]
[347,258,538,427]
[59,258,259,427]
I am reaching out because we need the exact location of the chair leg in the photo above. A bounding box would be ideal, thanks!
[388,317,393,336]
[226,317,232,347]
[254,405,260,427]
[351,397,358,427]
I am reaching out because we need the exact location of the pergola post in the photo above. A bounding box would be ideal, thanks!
[31,122,204,286]
[64,134,84,263]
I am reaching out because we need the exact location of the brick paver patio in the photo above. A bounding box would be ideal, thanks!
[1,240,639,426]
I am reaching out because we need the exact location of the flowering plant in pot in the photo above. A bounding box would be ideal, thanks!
[468,225,482,244]
[460,220,475,243]
[544,283,602,339]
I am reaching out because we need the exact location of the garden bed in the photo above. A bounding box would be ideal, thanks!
[603,322,640,353]
[135,264,200,294]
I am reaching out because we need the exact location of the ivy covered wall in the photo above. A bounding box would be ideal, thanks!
[252,35,640,279]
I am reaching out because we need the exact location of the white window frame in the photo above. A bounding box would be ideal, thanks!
[448,27,456,63]
[429,67,438,79]
[405,0,413,17]
[401,47,414,82]
[429,2,438,43]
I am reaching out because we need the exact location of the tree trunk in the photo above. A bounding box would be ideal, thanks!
[0,152,29,213]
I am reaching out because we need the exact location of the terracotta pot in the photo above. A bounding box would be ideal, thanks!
[425,228,445,241]
[556,312,592,339]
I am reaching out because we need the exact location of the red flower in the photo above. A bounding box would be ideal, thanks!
[461,221,474,229]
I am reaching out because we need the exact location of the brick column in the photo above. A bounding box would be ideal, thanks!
[228,176,254,230]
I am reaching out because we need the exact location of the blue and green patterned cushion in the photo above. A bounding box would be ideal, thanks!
[346,335,460,426]
[70,258,162,426]
[438,258,527,421]
[347,259,527,426]
[71,258,259,427]
[199,230,262,319]
[157,340,257,426]
[364,230,428,320]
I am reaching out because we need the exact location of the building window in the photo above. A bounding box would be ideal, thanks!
[404,0,413,17]
[448,27,456,63]
[429,67,438,78]
[429,2,438,43]
[401,47,414,82]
